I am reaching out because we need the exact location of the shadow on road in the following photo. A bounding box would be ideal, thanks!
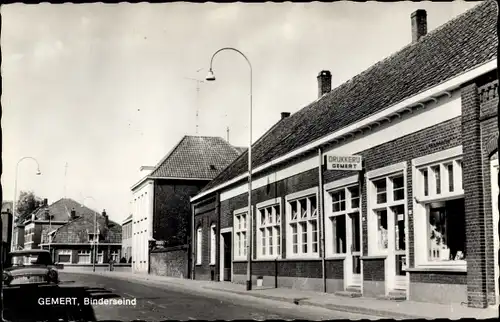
[1,284,124,322]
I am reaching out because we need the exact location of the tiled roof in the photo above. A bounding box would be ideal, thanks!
[201,1,497,193]
[31,198,98,222]
[148,135,243,180]
[51,212,121,244]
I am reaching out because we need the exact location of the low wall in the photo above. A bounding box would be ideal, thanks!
[150,245,189,279]
[59,263,132,273]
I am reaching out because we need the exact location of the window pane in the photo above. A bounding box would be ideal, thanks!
[262,228,266,255]
[310,196,318,218]
[392,205,405,251]
[349,186,360,209]
[374,179,387,204]
[292,224,298,254]
[376,210,388,250]
[311,220,318,253]
[428,199,465,261]
[275,206,281,223]
[300,199,308,219]
[291,202,298,220]
[276,227,281,256]
[300,222,308,253]
[447,163,454,192]
[332,215,346,253]
[432,165,441,195]
[268,227,273,255]
[421,168,429,196]
[260,210,266,226]
[392,175,405,201]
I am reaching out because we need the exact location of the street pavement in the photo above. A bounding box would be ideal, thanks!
[59,272,380,321]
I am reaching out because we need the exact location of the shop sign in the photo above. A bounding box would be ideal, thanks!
[325,154,363,171]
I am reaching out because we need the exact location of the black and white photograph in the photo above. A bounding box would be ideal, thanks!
[1,0,499,321]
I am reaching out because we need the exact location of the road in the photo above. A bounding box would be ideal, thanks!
[56,272,378,321]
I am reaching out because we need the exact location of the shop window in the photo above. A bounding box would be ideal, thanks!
[78,250,91,264]
[57,250,71,263]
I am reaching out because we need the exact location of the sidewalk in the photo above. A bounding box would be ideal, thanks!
[68,270,498,320]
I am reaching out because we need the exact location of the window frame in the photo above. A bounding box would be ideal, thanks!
[196,226,202,265]
[233,207,250,261]
[256,198,282,260]
[77,250,91,264]
[412,146,465,271]
[366,162,408,257]
[57,249,72,263]
[285,187,320,259]
[210,224,216,265]
[324,176,361,259]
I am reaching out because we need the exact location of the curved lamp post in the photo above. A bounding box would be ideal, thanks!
[82,196,98,272]
[206,47,253,291]
[11,157,42,251]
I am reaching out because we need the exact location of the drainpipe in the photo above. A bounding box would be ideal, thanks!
[216,193,221,282]
[318,148,327,293]
[191,202,196,280]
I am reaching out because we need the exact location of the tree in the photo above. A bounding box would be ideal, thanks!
[15,191,43,219]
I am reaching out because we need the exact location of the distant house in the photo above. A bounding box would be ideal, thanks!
[1,201,13,263]
[40,209,122,265]
[130,135,244,275]
[121,215,132,263]
[12,199,48,251]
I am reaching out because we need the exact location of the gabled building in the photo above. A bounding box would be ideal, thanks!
[130,135,244,274]
[190,1,498,309]
[122,214,132,263]
[40,209,122,265]
[12,199,48,251]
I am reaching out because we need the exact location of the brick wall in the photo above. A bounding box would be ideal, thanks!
[193,197,218,281]
[153,180,208,247]
[150,246,189,278]
[410,271,467,284]
[479,78,499,306]
[363,259,385,281]
[462,82,488,308]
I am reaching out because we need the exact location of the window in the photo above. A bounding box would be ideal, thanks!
[97,251,104,264]
[287,189,319,258]
[210,224,216,265]
[257,202,281,259]
[78,250,91,264]
[413,149,465,268]
[234,210,248,260]
[57,250,71,263]
[368,167,406,255]
[110,251,119,262]
[196,227,202,265]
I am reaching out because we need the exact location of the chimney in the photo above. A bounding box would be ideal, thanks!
[43,198,48,207]
[70,208,76,219]
[281,112,291,120]
[411,9,427,43]
[317,70,332,98]
[102,209,109,227]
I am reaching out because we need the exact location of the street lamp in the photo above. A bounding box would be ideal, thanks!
[82,196,98,272]
[206,47,253,291]
[11,157,42,251]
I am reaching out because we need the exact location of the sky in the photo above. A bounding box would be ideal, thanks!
[1,1,480,224]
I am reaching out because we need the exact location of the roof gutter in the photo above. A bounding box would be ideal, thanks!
[191,59,496,202]
[131,176,212,191]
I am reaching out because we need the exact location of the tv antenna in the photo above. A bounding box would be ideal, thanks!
[184,68,205,135]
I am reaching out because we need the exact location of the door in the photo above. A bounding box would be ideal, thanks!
[490,157,499,305]
[349,212,362,286]
[220,232,232,282]
[391,205,408,290]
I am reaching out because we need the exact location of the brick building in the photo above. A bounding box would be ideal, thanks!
[130,135,244,274]
[190,1,498,308]
[39,208,122,265]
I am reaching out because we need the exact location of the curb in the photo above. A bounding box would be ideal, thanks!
[203,286,422,319]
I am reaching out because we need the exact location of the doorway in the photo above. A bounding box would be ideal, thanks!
[490,156,499,305]
[220,229,232,282]
[347,212,362,286]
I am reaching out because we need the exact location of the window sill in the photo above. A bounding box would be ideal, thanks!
[409,264,466,273]
[360,255,387,260]
[325,254,347,260]
[255,257,282,261]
